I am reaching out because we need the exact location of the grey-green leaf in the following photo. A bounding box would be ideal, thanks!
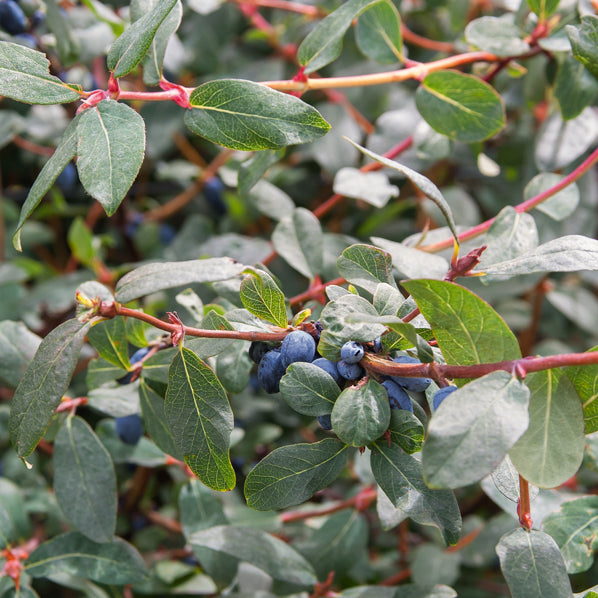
[465,16,529,57]
[0,41,80,104]
[87,317,130,370]
[189,525,317,587]
[0,321,41,388]
[13,116,80,251]
[25,532,148,585]
[422,372,530,489]
[244,439,348,510]
[356,1,402,63]
[185,79,330,150]
[525,173,580,221]
[54,416,117,543]
[77,100,145,216]
[370,443,462,545]
[106,0,178,77]
[543,496,598,574]
[165,347,235,491]
[115,257,245,303]
[567,17,598,82]
[271,208,323,279]
[280,362,341,416]
[239,269,287,329]
[496,528,573,598]
[9,318,90,458]
[336,243,397,293]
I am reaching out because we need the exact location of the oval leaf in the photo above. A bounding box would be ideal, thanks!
[356,1,402,63]
[336,243,397,294]
[244,439,348,510]
[77,100,145,216]
[280,362,341,416]
[185,79,330,150]
[415,70,505,142]
[239,269,287,329]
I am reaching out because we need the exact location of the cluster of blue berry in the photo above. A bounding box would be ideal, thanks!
[0,0,43,48]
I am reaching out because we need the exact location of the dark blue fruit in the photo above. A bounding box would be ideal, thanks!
[117,347,150,385]
[249,341,272,364]
[56,162,77,192]
[257,349,286,393]
[433,385,457,411]
[373,337,382,353]
[115,414,144,445]
[390,355,431,392]
[317,414,332,430]
[203,176,227,216]
[13,32,36,48]
[280,330,316,368]
[337,360,363,380]
[125,212,144,237]
[382,379,413,412]
[0,0,27,34]
[340,341,364,364]
[159,223,176,245]
[312,357,342,386]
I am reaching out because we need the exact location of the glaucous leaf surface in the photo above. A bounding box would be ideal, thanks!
[554,53,598,120]
[465,16,529,56]
[0,321,41,388]
[525,173,580,221]
[239,269,287,329]
[87,317,130,370]
[0,479,31,550]
[388,409,424,454]
[356,1,402,63]
[566,346,598,433]
[280,362,341,416]
[336,243,397,293]
[567,16,598,81]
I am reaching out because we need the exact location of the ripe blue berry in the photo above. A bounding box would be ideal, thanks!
[249,341,272,364]
[130,346,150,365]
[204,176,227,216]
[115,414,144,445]
[337,360,363,380]
[280,330,316,368]
[433,386,457,411]
[56,162,77,192]
[382,379,413,412]
[312,357,342,386]
[257,349,286,393]
[317,414,332,430]
[0,0,27,34]
[390,355,432,392]
[373,337,382,353]
[340,341,364,364]
[159,223,176,245]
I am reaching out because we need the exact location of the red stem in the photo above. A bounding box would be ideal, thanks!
[289,277,346,306]
[230,0,323,16]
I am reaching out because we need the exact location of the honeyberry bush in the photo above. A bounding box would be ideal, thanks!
[5,0,598,595]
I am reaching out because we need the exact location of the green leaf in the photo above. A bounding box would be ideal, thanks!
[465,16,530,57]
[422,372,530,489]
[479,235,598,280]
[67,217,95,268]
[45,0,79,66]
[244,439,348,510]
[131,0,182,85]
[415,70,505,142]
[189,525,317,587]
[297,0,391,73]
[185,79,330,150]
[543,496,598,574]
[0,41,81,104]
[9,318,90,458]
[77,100,145,216]
[165,347,235,491]
[185,310,236,360]
[509,370,585,488]
[496,528,573,598]
[139,378,182,460]
[87,318,130,370]
[280,362,341,416]
[238,149,284,196]
[25,532,148,585]
[320,293,387,342]
[402,280,521,368]
[370,443,462,545]
[356,1,402,63]
[336,244,396,294]
[333,167,399,208]
[525,173,580,221]
[115,257,245,303]
[555,53,598,120]
[0,321,41,389]
[239,269,287,329]
[346,139,459,243]
[331,379,390,446]
[566,346,598,433]
[106,0,178,77]
[373,282,405,316]
[215,340,252,394]
[526,0,561,20]
[0,479,31,550]
[567,17,598,82]
[271,208,323,279]
[54,416,117,543]
[388,409,424,454]
[13,116,80,251]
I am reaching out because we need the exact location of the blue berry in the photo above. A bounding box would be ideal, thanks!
[280,330,316,368]
[159,223,176,245]
[312,357,342,386]
[317,414,332,430]
[0,0,27,34]
[115,414,144,445]
[433,386,457,411]
[373,337,382,353]
[337,360,363,380]
[390,355,432,392]
[340,341,364,364]
[130,346,150,365]
[257,349,286,393]
[13,32,36,48]
[125,212,144,237]
[382,379,413,412]
[204,176,227,216]
[249,341,272,364]
[56,162,77,192]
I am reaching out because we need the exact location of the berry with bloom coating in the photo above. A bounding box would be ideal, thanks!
[312,357,342,386]
[249,341,272,364]
[337,360,363,380]
[280,330,316,368]
[433,385,458,410]
[257,349,286,393]
[382,379,413,412]
[340,341,364,364]
[0,0,27,35]
[390,355,432,392]
[115,414,144,445]
[317,414,332,430]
